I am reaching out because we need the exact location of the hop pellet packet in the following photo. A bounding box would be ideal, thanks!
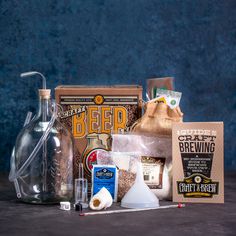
[172,122,224,203]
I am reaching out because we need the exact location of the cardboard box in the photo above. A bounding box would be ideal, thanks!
[55,85,142,187]
[172,122,224,203]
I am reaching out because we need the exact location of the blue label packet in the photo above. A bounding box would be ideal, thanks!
[92,165,118,202]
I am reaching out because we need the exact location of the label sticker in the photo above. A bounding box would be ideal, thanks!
[141,156,165,189]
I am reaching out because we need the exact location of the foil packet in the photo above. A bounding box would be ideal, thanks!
[153,88,182,109]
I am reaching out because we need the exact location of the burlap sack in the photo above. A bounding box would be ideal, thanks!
[132,102,183,135]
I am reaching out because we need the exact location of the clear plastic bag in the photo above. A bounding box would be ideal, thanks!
[97,151,138,201]
[112,134,172,200]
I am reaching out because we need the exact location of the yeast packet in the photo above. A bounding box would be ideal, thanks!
[92,165,118,202]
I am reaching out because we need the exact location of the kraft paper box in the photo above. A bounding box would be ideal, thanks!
[55,85,142,189]
[172,122,224,203]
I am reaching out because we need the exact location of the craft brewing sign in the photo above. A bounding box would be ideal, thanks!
[172,122,224,203]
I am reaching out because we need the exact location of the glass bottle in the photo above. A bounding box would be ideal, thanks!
[10,72,74,204]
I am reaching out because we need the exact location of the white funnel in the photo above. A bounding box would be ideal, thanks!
[121,162,159,208]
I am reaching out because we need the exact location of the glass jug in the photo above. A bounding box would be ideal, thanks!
[9,72,74,204]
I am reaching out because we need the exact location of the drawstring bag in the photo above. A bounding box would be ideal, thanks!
[132,101,183,135]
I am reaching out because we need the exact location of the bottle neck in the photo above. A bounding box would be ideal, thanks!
[36,97,51,122]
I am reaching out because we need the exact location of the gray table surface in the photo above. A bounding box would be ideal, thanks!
[0,173,235,236]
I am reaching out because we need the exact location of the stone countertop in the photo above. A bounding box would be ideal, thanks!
[0,173,235,236]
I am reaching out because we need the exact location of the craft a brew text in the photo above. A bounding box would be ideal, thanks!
[178,182,217,194]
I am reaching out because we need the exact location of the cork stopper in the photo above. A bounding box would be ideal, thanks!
[39,89,51,99]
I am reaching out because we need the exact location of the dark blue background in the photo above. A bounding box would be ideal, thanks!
[0,0,235,172]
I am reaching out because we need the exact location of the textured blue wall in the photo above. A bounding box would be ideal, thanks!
[0,0,235,171]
